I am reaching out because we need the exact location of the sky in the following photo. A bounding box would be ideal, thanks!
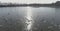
[0,0,60,4]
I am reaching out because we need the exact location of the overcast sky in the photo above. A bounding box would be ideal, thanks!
[0,0,60,3]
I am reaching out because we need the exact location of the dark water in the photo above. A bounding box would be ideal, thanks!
[0,7,60,31]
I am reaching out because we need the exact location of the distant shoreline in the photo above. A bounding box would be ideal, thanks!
[0,1,60,8]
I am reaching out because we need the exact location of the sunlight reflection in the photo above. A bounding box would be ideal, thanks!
[25,7,33,31]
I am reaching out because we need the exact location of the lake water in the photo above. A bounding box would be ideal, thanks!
[0,7,60,31]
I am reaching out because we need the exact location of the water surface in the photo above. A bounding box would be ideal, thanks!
[0,7,60,31]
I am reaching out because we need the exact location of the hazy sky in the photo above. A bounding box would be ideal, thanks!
[0,0,60,3]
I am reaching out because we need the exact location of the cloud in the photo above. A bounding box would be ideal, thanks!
[0,0,59,3]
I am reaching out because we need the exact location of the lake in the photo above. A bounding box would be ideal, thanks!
[0,7,60,31]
